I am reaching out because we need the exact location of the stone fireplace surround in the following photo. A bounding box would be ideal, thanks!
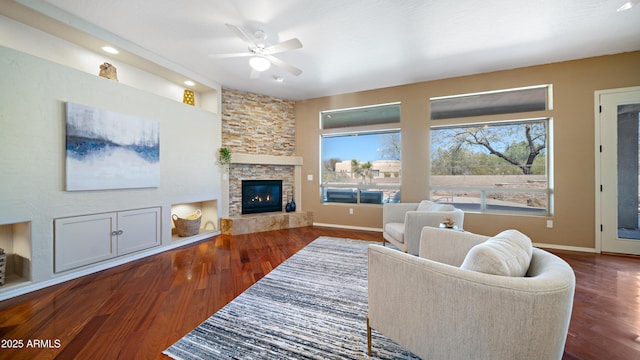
[221,153,312,235]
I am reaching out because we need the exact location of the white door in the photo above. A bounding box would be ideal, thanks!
[597,86,640,255]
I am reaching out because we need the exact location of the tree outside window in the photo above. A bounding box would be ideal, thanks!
[430,119,551,214]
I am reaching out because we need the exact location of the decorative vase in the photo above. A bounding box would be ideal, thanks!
[290,196,296,212]
[285,191,296,212]
[98,62,118,82]
[183,90,195,106]
[285,193,292,212]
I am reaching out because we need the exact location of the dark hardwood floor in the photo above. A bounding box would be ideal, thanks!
[0,226,638,359]
[557,250,640,360]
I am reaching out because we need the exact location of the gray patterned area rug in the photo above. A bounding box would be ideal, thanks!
[163,236,419,359]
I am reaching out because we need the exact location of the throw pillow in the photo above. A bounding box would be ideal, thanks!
[460,229,533,277]
[432,203,454,211]
[417,200,454,212]
[417,200,436,211]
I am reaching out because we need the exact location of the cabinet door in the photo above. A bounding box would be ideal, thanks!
[54,213,117,273]
[117,207,161,256]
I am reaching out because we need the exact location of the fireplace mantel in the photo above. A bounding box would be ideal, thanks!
[230,153,303,166]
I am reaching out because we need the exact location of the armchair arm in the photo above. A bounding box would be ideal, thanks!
[382,203,418,225]
[404,209,464,255]
[419,226,489,266]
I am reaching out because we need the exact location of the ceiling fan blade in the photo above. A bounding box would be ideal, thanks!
[208,52,253,59]
[225,23,257,47]
[264,38,302,54]
[265,55,303,76]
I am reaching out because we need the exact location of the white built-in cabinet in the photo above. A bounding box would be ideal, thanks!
[54,207,161,273]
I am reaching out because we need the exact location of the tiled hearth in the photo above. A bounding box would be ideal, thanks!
[221,211,313,235]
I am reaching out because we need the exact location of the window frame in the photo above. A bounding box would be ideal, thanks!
[319,103,402,206]
[429,86,554,216]
[430,84,553,120]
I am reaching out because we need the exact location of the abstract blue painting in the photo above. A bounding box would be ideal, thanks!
[65,102,160,191]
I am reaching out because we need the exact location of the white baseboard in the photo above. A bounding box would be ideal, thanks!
[313,222,383,233]
[533,242,598,253]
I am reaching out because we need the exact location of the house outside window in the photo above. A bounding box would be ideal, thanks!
[320,103,401,204]
[429,85,553,216]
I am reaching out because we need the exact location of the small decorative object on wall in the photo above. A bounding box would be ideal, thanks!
[98,62,118,82]
[183,90,195,106]
[218,147,232,172]
[65,102,160,191]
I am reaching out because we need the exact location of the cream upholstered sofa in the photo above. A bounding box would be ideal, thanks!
[383,200,464,255]
[367,227,576,360]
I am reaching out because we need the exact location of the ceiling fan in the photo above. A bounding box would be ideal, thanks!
[210,24,303,78]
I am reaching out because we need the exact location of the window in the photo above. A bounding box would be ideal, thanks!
[429,86,552,216]
[320,103,401,205]
[431,85,551,120]
[321,103,401,129]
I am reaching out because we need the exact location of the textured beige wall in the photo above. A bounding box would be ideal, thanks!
[295,51,640,249]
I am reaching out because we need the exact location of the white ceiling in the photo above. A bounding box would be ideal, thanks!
[37,0,640,100]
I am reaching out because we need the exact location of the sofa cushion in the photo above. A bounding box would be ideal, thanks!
[384,222,405,243]
[460,229,533,277]
[417,200,454,212]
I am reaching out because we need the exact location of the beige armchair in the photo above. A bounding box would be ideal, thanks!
[383,200,464,255]
[367,227,576,360]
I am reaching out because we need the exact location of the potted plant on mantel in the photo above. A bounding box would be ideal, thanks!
[218,147,232,173]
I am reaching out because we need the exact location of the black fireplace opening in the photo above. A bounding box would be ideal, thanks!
[241,180,283,214]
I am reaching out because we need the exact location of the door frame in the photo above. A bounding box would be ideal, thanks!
[594,86,640,253]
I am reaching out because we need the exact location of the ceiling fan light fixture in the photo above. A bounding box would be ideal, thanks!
[250,56,271,72]
[617,0,638,11]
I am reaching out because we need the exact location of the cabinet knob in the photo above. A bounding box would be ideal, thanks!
[117,230,124,235]
[111,231,118,236]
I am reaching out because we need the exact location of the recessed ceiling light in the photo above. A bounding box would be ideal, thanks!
[101,46,119,54]
[184,80,195,86]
